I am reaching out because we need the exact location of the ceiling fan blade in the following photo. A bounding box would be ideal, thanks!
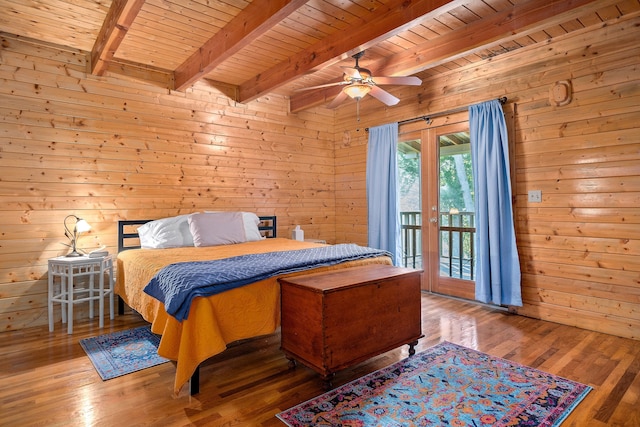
[327,90,349,109]
[371,76,422,86]
[295,81,347,91]
[341,67,362,80]
[369,86,399,106]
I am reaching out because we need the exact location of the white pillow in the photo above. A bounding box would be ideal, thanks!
[241,212,264,241]
[188,212,246,247]
[205,211,264,241]
[138,214,194,249]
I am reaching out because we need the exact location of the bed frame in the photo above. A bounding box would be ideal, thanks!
[115,215,277,395]
[117,215,277,252]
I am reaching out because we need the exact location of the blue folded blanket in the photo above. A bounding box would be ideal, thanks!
[144,244,391,321]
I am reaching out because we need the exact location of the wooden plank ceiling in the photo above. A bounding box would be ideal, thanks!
[1,0,637,112]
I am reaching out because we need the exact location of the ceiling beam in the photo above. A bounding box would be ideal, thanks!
[90,0,145,76]
[379,0,616,77]
[289,0,612,112]
[238,0,467,104]
[174,0,309,92]
[102,58,174,89]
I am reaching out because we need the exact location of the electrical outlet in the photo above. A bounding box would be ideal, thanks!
[528,190,542,203]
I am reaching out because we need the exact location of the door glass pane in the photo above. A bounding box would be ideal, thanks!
[398,138,422,269]
[438,132,475,280]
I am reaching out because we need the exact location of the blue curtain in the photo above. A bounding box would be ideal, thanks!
[366,122,402,266]
[469,100,522,306]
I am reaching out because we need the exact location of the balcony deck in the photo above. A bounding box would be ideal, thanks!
[401,211,475,280]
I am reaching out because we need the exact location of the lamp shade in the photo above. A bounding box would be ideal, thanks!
[75,219,91,233]
[343,83,372,100]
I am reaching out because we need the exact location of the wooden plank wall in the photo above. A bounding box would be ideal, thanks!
[0,14,638,341]
[0,34,336,331]
[333,13,640,340]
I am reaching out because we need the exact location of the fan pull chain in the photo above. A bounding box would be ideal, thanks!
[356,98,361,122]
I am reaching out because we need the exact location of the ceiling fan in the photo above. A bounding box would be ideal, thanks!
[297,51,422,109]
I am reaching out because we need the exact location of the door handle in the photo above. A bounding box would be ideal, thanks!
[429,217,438,223]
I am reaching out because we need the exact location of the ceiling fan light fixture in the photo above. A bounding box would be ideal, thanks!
[343,83,372,100]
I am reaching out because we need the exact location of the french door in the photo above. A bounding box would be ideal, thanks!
[423,122,476,300]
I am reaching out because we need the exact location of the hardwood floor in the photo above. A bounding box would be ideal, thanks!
[1,293,639,427]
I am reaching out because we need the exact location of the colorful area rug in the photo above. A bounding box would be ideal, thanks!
[79,326,169,380]
[277,341,591,426]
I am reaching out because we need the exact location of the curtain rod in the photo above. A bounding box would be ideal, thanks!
[366,96,507,131]
[399,96,507,126]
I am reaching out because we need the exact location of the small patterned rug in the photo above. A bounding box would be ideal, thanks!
[79,326,170,380]
[277,341,591,427]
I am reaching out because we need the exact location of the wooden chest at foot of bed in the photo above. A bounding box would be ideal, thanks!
[279,264,423,388]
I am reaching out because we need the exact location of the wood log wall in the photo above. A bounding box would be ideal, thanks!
[0,33,336,331]
[1,12,638,341]
[334,12,640,340]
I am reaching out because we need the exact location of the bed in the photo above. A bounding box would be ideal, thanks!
[115,213,392,395]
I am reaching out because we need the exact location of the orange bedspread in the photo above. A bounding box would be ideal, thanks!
[116,238,392,393]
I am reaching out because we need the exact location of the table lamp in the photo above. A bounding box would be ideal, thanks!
[64,215,91,257]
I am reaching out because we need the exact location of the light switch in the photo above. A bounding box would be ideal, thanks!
[528,190,542,203]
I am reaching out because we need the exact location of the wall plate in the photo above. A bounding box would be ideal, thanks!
[528,190,542,203]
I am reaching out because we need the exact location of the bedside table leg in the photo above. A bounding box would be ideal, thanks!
[48,270,54,332]
[98,264,104,328]
[60,275,67,325]
[67,269,74,335]
[88,266,95,319]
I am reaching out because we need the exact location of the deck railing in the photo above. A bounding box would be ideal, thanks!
[400,211,422,268]
[439,211,475,280]
[400,211,476,280]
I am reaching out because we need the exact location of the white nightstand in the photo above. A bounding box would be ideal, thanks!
[48,255,115,334]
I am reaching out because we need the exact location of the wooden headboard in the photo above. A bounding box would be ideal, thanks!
[117,216,277,252]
